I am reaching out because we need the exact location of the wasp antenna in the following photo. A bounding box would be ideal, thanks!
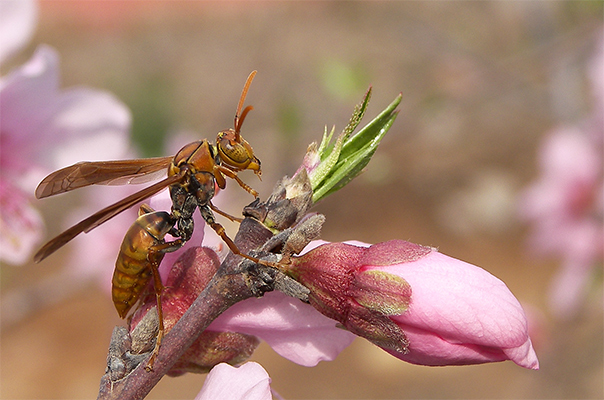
[236,105,254,135]
[234,70,257,137]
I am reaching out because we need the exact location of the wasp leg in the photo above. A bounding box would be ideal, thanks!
[143,238,185,372]
[150,239,185,253]
[215,165,259,198]
[199,205,281,270]
[210,202,243,223]
[143,252,164,372]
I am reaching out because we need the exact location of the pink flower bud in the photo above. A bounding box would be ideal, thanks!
[286,241,416,354]
[289,240,539,369]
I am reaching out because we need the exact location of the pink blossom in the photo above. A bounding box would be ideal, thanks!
[0,46,131,179]
[0,0,37,64]
[518,37,603,318]
[519,128,603,318]
[0,180,43,264]
[0,0,41,265]
[0,4,131,264]
[288,240,539,369]
[519,128,602,257]
[519,58,603,319]
[194,362,272,400]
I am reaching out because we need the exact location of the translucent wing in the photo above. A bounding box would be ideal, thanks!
[33,171,185,263]
[35,157,173,199]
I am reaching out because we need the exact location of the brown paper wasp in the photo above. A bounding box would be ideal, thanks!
[34,70,269,267]
[112,204,180,370]
[34,71,280,371]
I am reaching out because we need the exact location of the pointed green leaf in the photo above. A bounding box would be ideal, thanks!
[311,92,402,203]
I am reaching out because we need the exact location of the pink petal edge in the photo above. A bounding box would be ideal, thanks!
[195,362,272,400]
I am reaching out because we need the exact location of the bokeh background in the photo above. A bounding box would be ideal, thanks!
[1,2,602,399]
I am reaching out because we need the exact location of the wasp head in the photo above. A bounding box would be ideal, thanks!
[216,129,261,177]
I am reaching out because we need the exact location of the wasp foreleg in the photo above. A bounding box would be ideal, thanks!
[210,202,244,223]
[199,205,282,270]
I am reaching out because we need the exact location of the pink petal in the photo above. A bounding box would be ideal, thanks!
[209,291,356,367]
[537,127,600,185]
[0,0,37,64]
[1,46,61,171]
[45,86,131,166]
[377,250,538,369]
[194,362,272,400]
[548,256,594,319]
[519,128,600,222]
[0,45,131,175]
[0,180,43,265]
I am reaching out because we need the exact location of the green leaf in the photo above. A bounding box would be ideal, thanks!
[310,91,402,203]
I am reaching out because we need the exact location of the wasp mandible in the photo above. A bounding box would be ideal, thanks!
[34,71,271,267]
[112,204,181,370]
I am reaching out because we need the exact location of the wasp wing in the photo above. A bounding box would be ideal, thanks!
[34,171,184,263]
[35,157,173,199]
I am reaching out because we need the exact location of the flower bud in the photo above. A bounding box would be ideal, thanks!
[286,241,420,354]
[288,240,539,369]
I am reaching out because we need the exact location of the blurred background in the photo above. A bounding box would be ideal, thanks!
[1,1,602,399]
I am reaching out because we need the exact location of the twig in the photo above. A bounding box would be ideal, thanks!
[97,172,315,400]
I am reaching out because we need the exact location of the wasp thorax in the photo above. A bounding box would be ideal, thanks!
[172,141,204,166]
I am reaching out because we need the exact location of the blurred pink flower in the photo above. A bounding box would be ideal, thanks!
[194,362,272,400]
[65,185,149,291]
[519,129,602,258]
[0,0,37,64]
[519,39,603,319]
[286,240,539,369]
[0,180,43,264]
[0,0,40,265]
[0,2,131,265]
[519,128,603,318]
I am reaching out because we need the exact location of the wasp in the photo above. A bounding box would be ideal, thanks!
[34,71,271,267]
[112,204,180,370]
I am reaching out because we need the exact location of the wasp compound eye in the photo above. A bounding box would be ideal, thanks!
[217,131,255,170]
